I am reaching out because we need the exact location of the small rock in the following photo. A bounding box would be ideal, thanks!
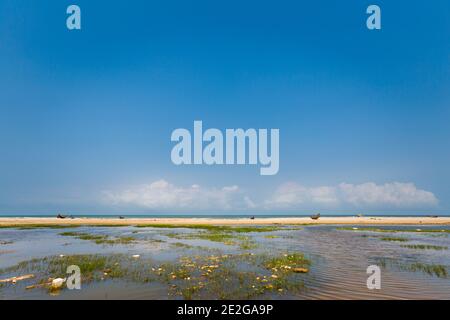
[292,267,309,273]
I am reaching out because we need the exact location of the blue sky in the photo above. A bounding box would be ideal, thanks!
[0,0,449,215]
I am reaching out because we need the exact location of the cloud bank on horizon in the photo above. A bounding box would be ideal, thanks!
[104,180,438,212]
[104,180,255,211]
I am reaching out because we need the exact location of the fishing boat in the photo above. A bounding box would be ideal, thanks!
[311,213,320,220]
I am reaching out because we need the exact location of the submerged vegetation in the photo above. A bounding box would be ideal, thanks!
[264,235,280,239]
[59,232,136,245]
[375,257,449,279]
[0,254,129,293]
[380,237,409,242]
[262,253,310,272]
[152,224,294,249]
[165,231,259,249]
[135,224,288,233]
[337,227,450,234]
[400,244,447,250]
[157,252,310,299]
[406,263,448,278]
[0,251,311,299]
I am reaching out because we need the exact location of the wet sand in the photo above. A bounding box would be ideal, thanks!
[0,216,449,227]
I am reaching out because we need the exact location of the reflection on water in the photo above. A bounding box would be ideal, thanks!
[0,225,449,300]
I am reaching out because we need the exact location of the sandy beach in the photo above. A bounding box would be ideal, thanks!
[1,216,449,227]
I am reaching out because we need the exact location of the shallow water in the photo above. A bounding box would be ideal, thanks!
[0,225,449,300]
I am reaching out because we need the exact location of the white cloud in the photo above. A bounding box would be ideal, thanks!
[265,182,438,209]
[104,180,438,211]
[104,179,254,210]
[337,182,438,207]
[264,182,338,207]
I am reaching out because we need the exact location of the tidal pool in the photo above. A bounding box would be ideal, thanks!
[0,225,449,299]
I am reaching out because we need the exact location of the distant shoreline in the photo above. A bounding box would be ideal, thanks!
[2,214,450,218]
[1,216,450,227]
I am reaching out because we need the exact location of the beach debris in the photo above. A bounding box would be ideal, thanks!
[250,216,255,220]
[310,213,320,220]
[51,278,66,290]
[57,214,67,219]
[132,254,140,259]
[26,284,39,290]
[292,267,309,273]
[26,283,46,290]
[0,274,35,284]
[357,214,364,217]
[26,278,54,290]
[119,216,125,219]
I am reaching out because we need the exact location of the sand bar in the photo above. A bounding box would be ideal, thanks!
[0,216,449,227]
